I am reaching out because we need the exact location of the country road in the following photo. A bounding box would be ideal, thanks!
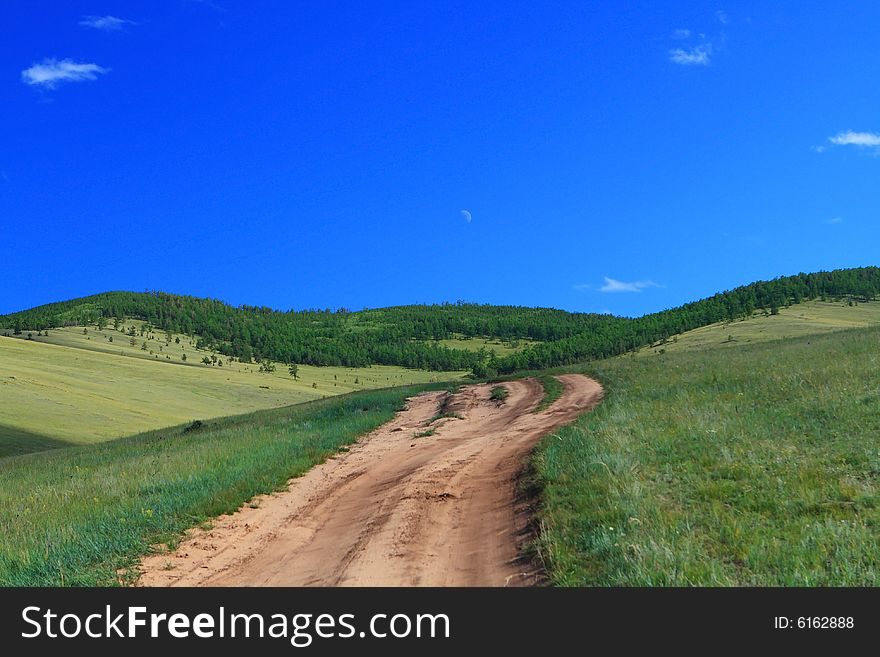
[138,374,603,587]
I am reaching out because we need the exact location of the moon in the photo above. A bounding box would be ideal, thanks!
[460,209,472,223]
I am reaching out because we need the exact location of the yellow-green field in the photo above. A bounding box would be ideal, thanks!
[636,300,880,356]
[434,334,538,356]
[0,322,464,456]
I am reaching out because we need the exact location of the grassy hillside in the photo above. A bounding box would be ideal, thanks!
[0,323,463,457]
[4,266,878,375]
[0,384,448,586]
[636,300,880,356]
[534,325,880,585]
[434,334,538,356]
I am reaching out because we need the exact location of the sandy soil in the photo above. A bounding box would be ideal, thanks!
[137,374,603,587]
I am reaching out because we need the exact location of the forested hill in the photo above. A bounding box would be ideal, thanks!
[2,267,878,375]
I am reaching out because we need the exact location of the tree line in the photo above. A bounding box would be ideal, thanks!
[2,267,877,375]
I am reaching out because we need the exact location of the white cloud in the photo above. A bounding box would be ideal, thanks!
[572,283,592,291]
[828,130,880,147]
[669,44,711,65]
[811,145,827,153]
[716,10,729,25]
[79,15,135,31]
[824,216,844,224]
[672,29,691,39]
[21,58,109,89]
[599,277,662,293]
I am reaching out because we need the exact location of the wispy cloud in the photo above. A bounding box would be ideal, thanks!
[824,216,844,225]
[21,58,109,89]
[572,283,592,291]
[672,28,691,39]
[186,0,226,11]
[716,10,729,25]
[669,44,712,65]
[599,277,662,293]
[79,15,136,31]
[828,130,880,148]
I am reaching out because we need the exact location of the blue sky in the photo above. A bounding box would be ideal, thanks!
[2,2,878,317]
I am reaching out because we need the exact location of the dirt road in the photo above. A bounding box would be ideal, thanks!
[138,374,602,587]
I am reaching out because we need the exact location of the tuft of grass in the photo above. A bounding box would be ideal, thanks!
[414,428,437,438]
[534,326,880,586]
[490,385,509,402]
[534,375,564,413]
[0,384,446,586]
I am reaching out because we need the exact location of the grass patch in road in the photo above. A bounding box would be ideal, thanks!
[535,326,880,586]
[534,375,564,413]
[490,385,509,402]
[0,384,448,586]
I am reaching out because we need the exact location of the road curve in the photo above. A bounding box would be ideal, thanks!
[137,374,603,587]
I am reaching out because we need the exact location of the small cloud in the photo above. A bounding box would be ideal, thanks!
[21,58,109,89]
[600,277,662,293]
[672,29,691,39]
[811,145,827,153]
[669,44,711,65]
[716,10,729,25]
[79,15,136,31]
[573,283,592,291]
[824,216,844,225]
[460,209,472,223]
[828,130,880,148]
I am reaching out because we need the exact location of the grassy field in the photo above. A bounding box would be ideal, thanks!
[534,326,880,585]
[0,384,449,586]
[0,323,464,456]
[637,300,880,356]
[434,334,538,356]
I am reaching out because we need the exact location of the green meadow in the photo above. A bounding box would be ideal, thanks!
[534,324,880,585]
[636,299,880,357]
[0,322,464,457]
[434,334,538,356]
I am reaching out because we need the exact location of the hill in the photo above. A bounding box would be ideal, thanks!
[634,299,880,356]
[3,266,878,376]
[0,320,462,457]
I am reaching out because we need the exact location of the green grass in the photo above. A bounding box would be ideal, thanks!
[0,384,449,586]
[534,326,880,585]
[433,335,538,356]
[635,300,880,357]
[0,323,464,455]
[490,385,509,402]
[534,375,564,413]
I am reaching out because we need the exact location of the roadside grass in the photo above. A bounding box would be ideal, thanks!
[534,375,564,413]
[535,326,880,585]
[0,326,464,454]
[413,428,438,438]
[490,385,509,402]
[0,384,449,586]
